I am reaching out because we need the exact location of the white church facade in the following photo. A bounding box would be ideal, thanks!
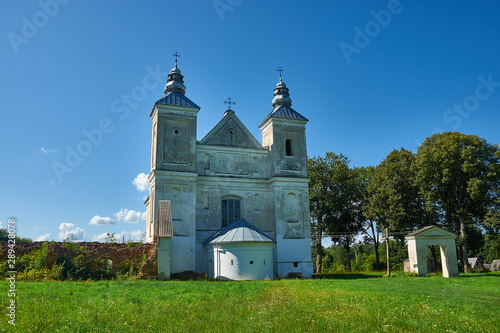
[145,59,313,279]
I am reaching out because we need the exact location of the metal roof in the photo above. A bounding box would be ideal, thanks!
[261,105,308,126]
[156,91,200,108]
[203,219,275,245]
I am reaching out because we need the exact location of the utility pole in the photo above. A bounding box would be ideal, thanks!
[386,228,390,277]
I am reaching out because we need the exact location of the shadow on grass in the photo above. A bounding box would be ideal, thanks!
[313,273,384,280]
[456,272,500,278]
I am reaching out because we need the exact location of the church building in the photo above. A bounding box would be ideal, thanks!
[145,57,313,279]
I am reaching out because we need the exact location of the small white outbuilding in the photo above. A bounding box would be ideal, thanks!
[204,219,275,280]
[405,226,459,277]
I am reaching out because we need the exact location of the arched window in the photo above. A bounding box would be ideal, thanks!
[221,198,241,227]
[286,193,298,222]
[285,139,293,156]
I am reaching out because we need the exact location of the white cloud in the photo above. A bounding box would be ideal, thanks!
[58,223,86,241]
[41,147,58,154]
[36,233,52,241]
[0,221,3,228]
[115,230,145,242]
[321,237,335,249]
[114,208,146,224]
[132,172,149,192]
[89,215,115,225]
[355,234,368,243]
[91,232,109,242]
[91,230,145,243]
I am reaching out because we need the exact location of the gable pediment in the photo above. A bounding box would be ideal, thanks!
[405,226,457,239]
[200,110,262,149]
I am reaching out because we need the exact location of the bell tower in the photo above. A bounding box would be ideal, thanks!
[146,54,199,274]
[259,68,313,277]
[150,53,199,173]
[259,68,308,178]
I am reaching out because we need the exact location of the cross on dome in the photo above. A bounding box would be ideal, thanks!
[173,52,180,67]
[277,67,284,81]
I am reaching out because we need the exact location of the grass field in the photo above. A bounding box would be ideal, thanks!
[1,273,499,332]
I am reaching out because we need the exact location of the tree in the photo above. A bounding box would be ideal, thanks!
[365,148,429,268]
[413,132,500,273]
[309,154,336,274]
[367,148,427,231]
[309,156,326,273]
[0,229,7,242]
[309,153,365,273]
[352,166,380,268]
[105,232,117,244]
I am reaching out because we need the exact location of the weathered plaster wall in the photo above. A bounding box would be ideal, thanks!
[196,145,271,179]
[157,237,171,280]
[151,105,198,173]
[147,170,197,273]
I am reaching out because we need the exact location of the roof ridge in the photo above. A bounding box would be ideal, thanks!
[202,219,275,245]
[156,91,200,108]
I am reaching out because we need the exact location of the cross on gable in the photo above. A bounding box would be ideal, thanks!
[223,97,236,110]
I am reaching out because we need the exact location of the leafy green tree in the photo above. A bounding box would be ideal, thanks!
[365,148,429,268]
[367,148,427,231]
[0,229,7,241]
[309,154,336,273]
[309,153,365,273]
[482,233,500,263]
[0,228,32,243]
[413,132,500,273]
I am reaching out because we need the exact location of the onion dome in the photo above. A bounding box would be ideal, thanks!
[259,67,308,127]
[164,61,186,94]
[272,76,292,107]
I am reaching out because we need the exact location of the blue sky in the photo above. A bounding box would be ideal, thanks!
[1,1,499,242]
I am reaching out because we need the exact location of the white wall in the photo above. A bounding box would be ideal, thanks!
[206,242,274,280]
[170,235,196,274]
[275,237,313,277]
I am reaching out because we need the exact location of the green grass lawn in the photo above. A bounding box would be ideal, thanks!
[1,273,499,332]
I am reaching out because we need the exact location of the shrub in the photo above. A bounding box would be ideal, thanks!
[50,263,65,281]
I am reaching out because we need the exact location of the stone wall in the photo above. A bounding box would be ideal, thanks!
[0,241,154,276]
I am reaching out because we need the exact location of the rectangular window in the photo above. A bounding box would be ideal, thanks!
[234,200,241,221]
[221,200,228,226]
[222,199,241,227]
